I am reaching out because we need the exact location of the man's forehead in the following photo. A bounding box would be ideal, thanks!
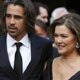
[39,7,48,15]
[7,4,24,9]
[6,4,24,16]
[39,7,47,12]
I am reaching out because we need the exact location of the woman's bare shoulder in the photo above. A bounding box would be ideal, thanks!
[52,57,61,65]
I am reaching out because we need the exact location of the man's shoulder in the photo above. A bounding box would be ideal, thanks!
[0,35,6,42]
[0,35,6,49]
[30,35,52,45]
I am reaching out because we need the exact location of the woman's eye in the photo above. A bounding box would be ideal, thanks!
[62,35,67,38]
[54,34,58,37]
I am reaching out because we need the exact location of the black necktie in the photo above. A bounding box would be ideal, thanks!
[14,42,22,78]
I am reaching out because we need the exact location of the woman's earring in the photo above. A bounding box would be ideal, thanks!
[76,42,80,48]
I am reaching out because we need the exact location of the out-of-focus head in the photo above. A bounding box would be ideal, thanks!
[50,7,69,24]
[33,2,49,24]
[50,13,80,55]
[35,19,48,38]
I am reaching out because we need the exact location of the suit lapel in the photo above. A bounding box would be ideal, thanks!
[22,35,43,79]
[0,36,18,80]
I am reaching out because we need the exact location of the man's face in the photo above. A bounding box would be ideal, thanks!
[36,7,48,24]
[6,4,26,41]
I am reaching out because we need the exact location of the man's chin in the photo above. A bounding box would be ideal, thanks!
[9,33,17,38]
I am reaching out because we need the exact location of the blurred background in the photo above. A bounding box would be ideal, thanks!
[32,0,80,16]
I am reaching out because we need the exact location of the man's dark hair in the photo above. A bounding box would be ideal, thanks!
[1,0,36,36]
[0,0,2,18]
[33,2,49,17]
[35,19,47,32]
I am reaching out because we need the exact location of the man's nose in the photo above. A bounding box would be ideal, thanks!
[10,18,15,24]
[45,18,48,23]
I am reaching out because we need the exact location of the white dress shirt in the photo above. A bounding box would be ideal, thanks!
[7,33,31,73]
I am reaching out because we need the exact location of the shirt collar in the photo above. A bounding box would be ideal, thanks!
[7,33,30,48]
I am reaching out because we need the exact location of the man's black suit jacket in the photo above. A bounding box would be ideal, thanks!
[0,34,52,80]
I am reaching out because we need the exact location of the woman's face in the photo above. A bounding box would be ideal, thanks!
[54,24,77,55]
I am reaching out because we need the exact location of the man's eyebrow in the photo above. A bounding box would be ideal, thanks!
[14,15,23,17]
[42,16,48,18]
[6,13,23,18]
[6,13,10,15]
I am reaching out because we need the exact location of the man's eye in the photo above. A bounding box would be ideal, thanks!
[15,16,22,19]
[6,14,11,18]
[42,16,47,19]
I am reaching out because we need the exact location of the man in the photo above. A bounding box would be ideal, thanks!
[0,0,52,80]
[50,7,69,24]
[35,19,48,38]
[33,2,49,24]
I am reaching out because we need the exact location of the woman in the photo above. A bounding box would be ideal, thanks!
[50,13,80,80]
